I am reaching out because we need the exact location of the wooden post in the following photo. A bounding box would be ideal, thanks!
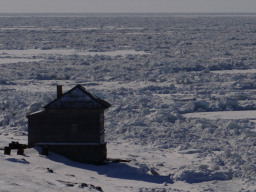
[42,146,49,156]
[57,85,62,98]
[17,148,24,155]
[4,147,11,155]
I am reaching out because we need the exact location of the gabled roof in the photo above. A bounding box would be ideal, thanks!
[44,84,111,110]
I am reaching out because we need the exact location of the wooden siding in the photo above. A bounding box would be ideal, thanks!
[28,109,104,146]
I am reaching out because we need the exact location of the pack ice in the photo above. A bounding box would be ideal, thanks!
[0,13,256,192]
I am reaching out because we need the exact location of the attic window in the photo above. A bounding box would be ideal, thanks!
[70,124,78,135]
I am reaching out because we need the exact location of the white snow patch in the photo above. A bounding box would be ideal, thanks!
[0,58,42,64]
[212,69,256,74]
[0,49,149,57]
[183,110,256,120]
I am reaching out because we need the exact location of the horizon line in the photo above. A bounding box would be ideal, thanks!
[1,12,256,15]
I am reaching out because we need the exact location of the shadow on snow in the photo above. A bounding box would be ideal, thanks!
[47,152,173,184]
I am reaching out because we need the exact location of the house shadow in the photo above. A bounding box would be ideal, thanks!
[45,151,173,184]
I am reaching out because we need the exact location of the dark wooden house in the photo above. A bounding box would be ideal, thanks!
[27,85,111,163]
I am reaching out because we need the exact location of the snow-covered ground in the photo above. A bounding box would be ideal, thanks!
[1,13,256,191]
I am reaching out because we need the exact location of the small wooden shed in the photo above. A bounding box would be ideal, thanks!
[27,84,111,163]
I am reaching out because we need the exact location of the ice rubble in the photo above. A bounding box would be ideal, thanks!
[0,13,256,191]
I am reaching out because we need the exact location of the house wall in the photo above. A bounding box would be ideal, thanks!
[28,109,105,146]
[41,143,107,163]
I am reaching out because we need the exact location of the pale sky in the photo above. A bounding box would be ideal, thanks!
[1,0,256,13]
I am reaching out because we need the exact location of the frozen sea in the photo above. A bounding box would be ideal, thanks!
[1,13,256,191]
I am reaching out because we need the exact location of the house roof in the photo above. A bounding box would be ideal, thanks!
[44,84,111,110]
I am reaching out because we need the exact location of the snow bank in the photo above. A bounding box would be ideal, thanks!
[175,170,232,183]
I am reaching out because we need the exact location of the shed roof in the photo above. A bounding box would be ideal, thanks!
[44,84,111,110]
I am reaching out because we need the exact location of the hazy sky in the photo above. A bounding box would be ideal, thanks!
[1,0,256,13]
